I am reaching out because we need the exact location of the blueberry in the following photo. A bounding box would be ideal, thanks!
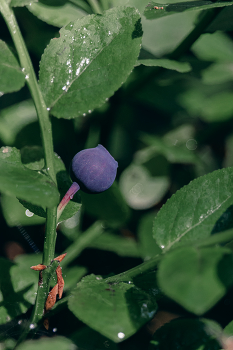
[71,144,118,194]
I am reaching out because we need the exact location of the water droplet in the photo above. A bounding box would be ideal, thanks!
[88,110,92,113]
[62,85,67,91]
[69,69,72,74]
[0,92,4,97]
[47,107,50,111]
[29,323,35,329]
[51,77,54,83]
[18,320,22,325]
[22,68,25,72]
[108,31,111,35]
[186,139,197,151]
[25,209,34,217]
[161,245,165,249]
[67,59,71,65]
[128,281,132,284]
[53,327,57,333]
[83,113,86,117]
[66,80,70,85]
[25,74,29,79]
[118,332,125,339]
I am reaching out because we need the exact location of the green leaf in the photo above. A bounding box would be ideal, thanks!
[206,6,233,32]
[139,133,199,164]
[149,318,220,350]
[88,232,141,257]
[144,1,233,20]
[0,40,25,94]
[39,7,142,118]
[16,147,81,221]
[0,257,38,324]
[224,320,233,335]
[27,1,87,28]
[199,92,233,122]
[68,274,157,342]
[0,100,38,145]
[119,164,169,210]
[157,246,233,314]
[81,182,129,226]
[10,0,37,7]
[112,0,149,13]
[63,266,87,291]
[0,147,59,208]
[1,194,45,227]
[192,31,233,62]
[201,63,233,85]
[16,337,76,350]
[136,59,191,73]
[153,167,233,251]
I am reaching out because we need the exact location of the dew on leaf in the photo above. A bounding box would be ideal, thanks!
[118,332,125,339]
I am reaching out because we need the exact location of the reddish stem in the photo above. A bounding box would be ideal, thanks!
[57,182,80,220]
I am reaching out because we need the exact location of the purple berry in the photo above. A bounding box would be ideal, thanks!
[71,144,118,193]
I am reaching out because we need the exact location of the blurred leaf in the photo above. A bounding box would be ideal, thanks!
[200,92,233,122]
[153,167,233,251]
[119,164,169,210]
[0,40,25,94]
[88,232,141,257]
[81,182,129,226]
[138,212,161,260]
[10,0,37,7]
[144,1,233,20]
[140,133,199,164]
[157,246,233,314]
[142,11,197,57]
[112,0,150,13]
[0,257,38,324]
[21,146,44,170]
[0,100,37,145]
[63,266,87,291]
[68,274,157,342]
[224,320,233,335]
[27,0,87,28]
[201,62,233,85]
[206,6,233,32]
[0,147,59,208]
[192,31,233,62]
[16,337,76,350]
[1,194,45,227]
[39,7,142,118]
[136,58,191,72]
[149,318,220,349]
[71,326,118,350]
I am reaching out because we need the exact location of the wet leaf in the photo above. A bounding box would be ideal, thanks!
[157,246,233,314]
[39,7,142,118]
[0,40,25,94]
[68,274,157,342]
[0,147,59,208]
[144,1,233,20]
[153,167,233,251]
[136,59,191,73]
[27,0,87,27]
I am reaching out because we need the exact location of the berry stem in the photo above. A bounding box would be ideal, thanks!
[57,182,80,221]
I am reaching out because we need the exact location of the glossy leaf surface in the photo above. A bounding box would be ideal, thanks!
[0,40,25,93]
[153,167,233,251]
[157,246,233,314]
[10,0,37,6]
[68,274,157,342]
[0,147,59,208]
[39,7,142,118]
[144,1,233,20]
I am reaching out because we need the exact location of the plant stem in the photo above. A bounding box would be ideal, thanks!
[87,0,102,13]
[0,0,59,339]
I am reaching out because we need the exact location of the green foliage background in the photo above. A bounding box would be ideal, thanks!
[0,0,233,349]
